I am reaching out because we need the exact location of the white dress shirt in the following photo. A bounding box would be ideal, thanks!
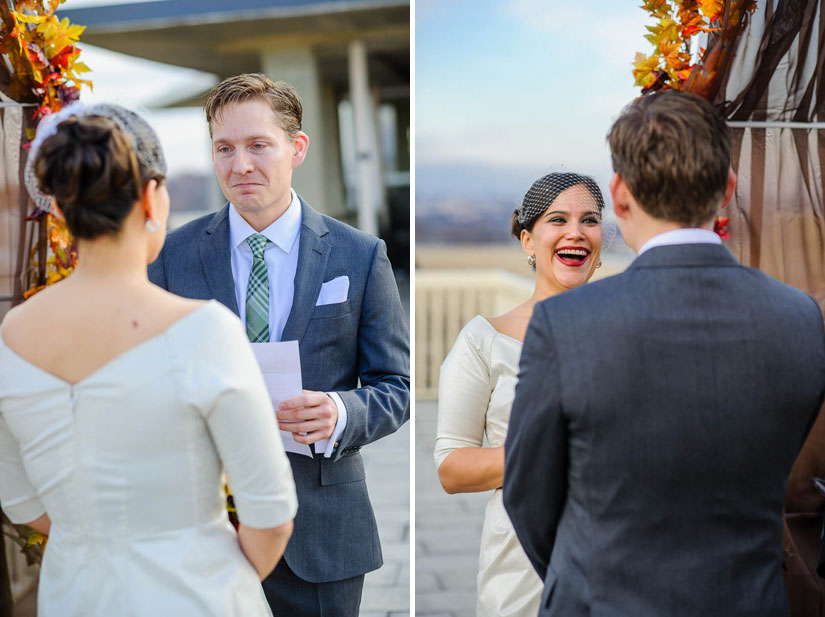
[637,227,722,255]
[228,190,346,457]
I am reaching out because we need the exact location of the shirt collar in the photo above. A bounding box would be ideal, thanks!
[228,189,302,254]
[637,227,721,255]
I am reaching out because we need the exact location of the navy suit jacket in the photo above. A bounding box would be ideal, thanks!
[148,198,410,582]
[503,243,825,617]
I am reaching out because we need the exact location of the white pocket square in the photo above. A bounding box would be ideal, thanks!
[316,276,349,306]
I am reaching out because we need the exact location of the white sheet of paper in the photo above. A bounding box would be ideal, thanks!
[251,340,313,458]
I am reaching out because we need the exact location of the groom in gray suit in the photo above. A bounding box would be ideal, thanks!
[503,91,825,616]
[148,74,409,617]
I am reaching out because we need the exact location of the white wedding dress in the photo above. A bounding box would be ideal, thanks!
[435,316,543,617]
[0,301,297,617]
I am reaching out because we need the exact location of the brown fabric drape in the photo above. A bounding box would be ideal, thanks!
[711,1,825,613]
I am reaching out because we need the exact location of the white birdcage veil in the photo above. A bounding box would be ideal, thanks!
[23,101,167,215]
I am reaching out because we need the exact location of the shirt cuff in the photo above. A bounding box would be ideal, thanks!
[318,392,348,458]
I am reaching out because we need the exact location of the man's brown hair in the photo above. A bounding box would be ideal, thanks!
[607,90,731,226]
[204,73,303,138]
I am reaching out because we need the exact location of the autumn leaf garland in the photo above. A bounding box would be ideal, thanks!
[633,0,735,93]
[0,1,90,299]
[0,0,92,118]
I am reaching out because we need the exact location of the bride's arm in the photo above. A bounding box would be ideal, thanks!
[238,520,293,580]
[24,513,51,536]
[434,321,498,494]
[438,446,504,494]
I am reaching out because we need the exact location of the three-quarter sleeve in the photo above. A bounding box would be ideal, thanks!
[0,412,46,524]
[434,318,494,469]
[197,306,298,529]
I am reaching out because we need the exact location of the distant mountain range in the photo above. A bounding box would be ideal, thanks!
[416,162,617,245]
[416,163,552,203]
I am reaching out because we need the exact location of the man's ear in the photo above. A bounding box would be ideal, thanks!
[292,131,309,169]
[720,168,737,208]
[610,173,631,221]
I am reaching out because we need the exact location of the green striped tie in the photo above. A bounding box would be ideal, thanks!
[245,234,271,343]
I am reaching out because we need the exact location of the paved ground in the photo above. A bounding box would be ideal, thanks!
[415,400,488,617]
[360,421,411,617]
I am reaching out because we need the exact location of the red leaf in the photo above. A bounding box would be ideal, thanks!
[713,216,731,239]
[50,45,74,69]
[26,42,47,67]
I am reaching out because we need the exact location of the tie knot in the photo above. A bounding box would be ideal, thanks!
[246,234,269,259]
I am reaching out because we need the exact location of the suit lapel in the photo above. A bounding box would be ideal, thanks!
[199,204,240,316]
[281,199,330,341]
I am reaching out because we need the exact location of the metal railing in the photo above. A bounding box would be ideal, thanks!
[415,269,533,399]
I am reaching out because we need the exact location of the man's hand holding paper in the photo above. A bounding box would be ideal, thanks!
[277,391,338,444]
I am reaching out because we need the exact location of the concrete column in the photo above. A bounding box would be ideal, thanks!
[260,46,345,217]
[348,39,383,237]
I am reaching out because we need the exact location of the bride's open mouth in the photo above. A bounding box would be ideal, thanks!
[554,246,591,267]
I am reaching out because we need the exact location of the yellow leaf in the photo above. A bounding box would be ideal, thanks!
[26,531,47,547]
[13,13,48,24]
[66,24,85,40]
[72,62,90,73]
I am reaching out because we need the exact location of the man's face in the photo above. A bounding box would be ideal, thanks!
[211,99,307,226]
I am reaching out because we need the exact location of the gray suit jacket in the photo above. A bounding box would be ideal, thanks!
[503,243,825,617]
[148,198,410,582]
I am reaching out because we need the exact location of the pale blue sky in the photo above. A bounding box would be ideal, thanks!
[416,0,650,197]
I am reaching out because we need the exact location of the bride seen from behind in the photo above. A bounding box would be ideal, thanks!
[434,172,605,617]
[0,104,296,617]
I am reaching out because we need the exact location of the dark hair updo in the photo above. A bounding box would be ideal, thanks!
[511,172,605,239]
[34,112,165,239]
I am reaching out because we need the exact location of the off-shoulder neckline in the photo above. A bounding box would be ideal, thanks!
[474,315,523,344]
[0,301,216,388]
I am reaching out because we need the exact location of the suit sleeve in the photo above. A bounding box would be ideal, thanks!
[334,239,410,458]
[503,302,567,579]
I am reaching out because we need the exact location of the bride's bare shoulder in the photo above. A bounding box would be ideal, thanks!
[151,287,208,318]
[484,308,529,342]
[1,283,65,343]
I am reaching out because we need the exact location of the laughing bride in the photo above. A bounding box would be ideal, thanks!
[434,172,606,617]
